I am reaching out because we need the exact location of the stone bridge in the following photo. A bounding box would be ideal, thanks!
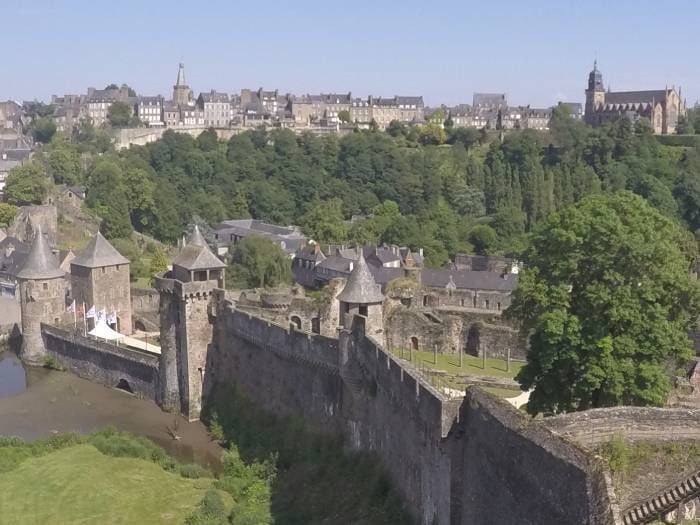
[40,323,159,399]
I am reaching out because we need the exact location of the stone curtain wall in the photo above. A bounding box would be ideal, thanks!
[41,324,159,399]
[212,307,618,525]
[545,407,700,446]
[212,305,344,433]
[343,325,459,525]
[452,388,617,525]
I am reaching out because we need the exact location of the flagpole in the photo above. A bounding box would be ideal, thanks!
[83,302,87,336]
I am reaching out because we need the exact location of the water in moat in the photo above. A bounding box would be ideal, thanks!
[0,348,222,472]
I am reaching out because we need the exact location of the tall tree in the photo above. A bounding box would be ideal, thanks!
[4,162,51,205]
[508,192,700,415]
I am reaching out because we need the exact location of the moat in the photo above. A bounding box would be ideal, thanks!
[0,349,222,472]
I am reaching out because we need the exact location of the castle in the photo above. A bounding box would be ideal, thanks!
[13,227,700,524]
[584,61,685,134]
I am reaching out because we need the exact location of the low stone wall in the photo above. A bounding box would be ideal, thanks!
[41,324,159,400]
[545,407,700,446]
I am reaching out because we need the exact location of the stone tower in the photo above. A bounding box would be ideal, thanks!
[584,60,605,125]
[155,226,226,420]
[70,232,132,334]
[337,253,384,336]
[172,63,193,105]
[17,227,66,365]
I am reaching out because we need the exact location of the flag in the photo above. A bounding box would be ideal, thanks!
[107,311,117,325]
[67,300,76,313]
[96,309,106,321]
[86,305,96,319]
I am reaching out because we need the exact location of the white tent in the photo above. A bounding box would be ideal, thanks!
[88,317,125,341]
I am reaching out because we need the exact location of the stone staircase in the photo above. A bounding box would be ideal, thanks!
[622,470,700,524]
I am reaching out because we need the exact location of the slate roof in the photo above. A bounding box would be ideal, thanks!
[172,226,225,270]
[337,254,384,304]
[199,91,230,103]
[604,90,667,105]
[0,236,29,279]
[71,232,129,268]
[420,268,518,292]
[16,229,63,280]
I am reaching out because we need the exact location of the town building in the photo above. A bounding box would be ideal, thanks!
[137,96,164,126]
[172,63,193,105]
[290,93,352,125]
[84,85,131,126]
[558,102,584,120]
[0,101,24,130]
[473,93,507,113]
[213,219,307,257]
[350,95,424,128]
[197,91,231,127]
[584,61,685,134]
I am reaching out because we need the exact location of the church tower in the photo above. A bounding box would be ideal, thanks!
[585,60,605,125]
[337,253,384,336]
[17,228,66,365]
[155,226,226,420]
[172,63,193,105]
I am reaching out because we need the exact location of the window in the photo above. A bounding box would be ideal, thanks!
[359,305,368,316]
[43,283,48,290]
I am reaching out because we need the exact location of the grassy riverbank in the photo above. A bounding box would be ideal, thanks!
[0,428,274,525]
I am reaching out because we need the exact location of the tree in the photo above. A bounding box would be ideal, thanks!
[0,203,18,228]
[447,127,479,149]
[299,198,348,244]
[86,160,132,239]
[337,110,351,123]
[46,137,82,184]
[507,192,700,415]
[4,161,51,205]
[227,235,292,289]
[149,246,168,276]
[676,115,694,135]
[31,117,57,144]
[417,124,447,145]
[468,224,497,255]
[107,102,133,128]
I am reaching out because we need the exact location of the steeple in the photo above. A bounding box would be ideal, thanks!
[337,253,384,304]
[187,225,207,247]
[17,227,63,280]
[175,62,186,87]
[172,225,225,272]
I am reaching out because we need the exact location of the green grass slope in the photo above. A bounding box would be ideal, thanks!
[0,444,212,525]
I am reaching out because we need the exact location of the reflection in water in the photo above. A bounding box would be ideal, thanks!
[0,354,222,472]
[0,351,27,398]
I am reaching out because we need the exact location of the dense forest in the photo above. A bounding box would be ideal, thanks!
[6,108,700,266]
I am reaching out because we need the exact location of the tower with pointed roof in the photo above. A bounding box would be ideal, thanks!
[172,63,193,106]
[337,253,384,335]
[17,228,67,365]
[585,60,605,125]
[154,226,226,419]
[70,231,132,334]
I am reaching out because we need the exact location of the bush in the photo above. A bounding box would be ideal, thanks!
[41,355,64,370]
[179,463,209,479]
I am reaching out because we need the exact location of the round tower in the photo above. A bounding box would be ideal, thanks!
[337,252,385,335]
[17,227,66,365]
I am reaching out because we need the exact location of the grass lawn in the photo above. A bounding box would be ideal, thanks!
[390,347,523,380]
[0,444,215,525]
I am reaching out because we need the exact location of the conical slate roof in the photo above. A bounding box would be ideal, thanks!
[71,231,129,268]
[17,227,64,280]
[337,253,384,304]
[172,226,225,270]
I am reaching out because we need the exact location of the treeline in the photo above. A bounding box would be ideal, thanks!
[6,110,700,266]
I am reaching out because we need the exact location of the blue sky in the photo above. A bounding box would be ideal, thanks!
[2,0,698,107]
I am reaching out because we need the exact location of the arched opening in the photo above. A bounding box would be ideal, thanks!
[411,337,419,351]
[472,294,477,308]
[115,379,134,394]
[290,316,302,330]
[465,324,481,356]
[311,317,320,334]
[134,320,146,331]
[485,299,490,310]
[423,294,439,308]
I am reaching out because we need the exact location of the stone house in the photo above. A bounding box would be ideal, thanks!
[473,93,507,113]
[197,90,231,128]
[522,107,552,130]
[291,93,352,126]
[137,96,164,126]
[350,95,424,129]
[85,86,131,126]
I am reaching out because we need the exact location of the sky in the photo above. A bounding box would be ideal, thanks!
[2,0,699,108]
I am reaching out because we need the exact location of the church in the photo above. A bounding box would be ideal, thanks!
[584,61,686,134]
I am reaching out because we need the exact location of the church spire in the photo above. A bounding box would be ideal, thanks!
[176,63,186,87]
